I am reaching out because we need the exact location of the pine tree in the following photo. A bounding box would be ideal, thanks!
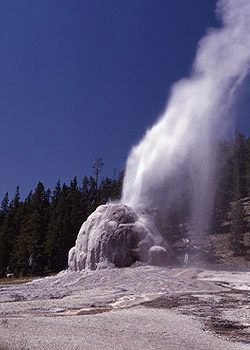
[88,176,98,213]
[13,182,50,275]
[44,178,85,272]
[229,198,247,256]
[99,177,113,204]
[92,158,104,205]
[11,192,33,275]
[92,158,104,188]
[0,193,11,275]
[212,139,234,233]
[68,177,84,248]
[231,128,247,198]
[1,192,9,219]
[1,193,22,274]
[81,175,90,218]
[110,169,124,200]
[44,182,67,272]
[13,186,20,208]
[245,134,250,196]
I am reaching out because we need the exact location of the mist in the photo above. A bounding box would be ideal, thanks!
[121,0,250,238]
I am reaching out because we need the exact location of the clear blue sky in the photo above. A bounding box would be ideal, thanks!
[0,0,249,201]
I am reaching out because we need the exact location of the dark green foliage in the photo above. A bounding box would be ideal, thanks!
[231,128,247,198]
[212,139,234,233]
[211,130,250,237]
[0,188,22,276]
[8,182,50,276]
[1,193,9,219]
[92,158,104,205]
[44,181,70,272]
[245,135,250,195]
[159,129,250,257]
[1,128,250,276]
[0,166,123,276]
[159,204,187,244]
[229,199,248,256]
[92,158,104,188]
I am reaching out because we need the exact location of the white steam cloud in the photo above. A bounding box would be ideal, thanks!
[121,0,250,234]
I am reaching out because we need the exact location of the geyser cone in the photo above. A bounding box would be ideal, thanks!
[68,203,176,271]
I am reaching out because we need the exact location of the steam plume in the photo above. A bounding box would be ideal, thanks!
[122,0,250,237]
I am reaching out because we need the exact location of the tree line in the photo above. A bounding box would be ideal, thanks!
[0,159,123,277]
[1,129,250,277]
[159,128,250,258]
[208,128,250,257]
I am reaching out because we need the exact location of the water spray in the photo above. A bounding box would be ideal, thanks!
[122,0,250,242]
[69,0,250,271]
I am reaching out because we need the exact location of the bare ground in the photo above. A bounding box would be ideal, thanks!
[0,265,249,349]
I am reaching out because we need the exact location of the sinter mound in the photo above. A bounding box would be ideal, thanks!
[68,203,177,271]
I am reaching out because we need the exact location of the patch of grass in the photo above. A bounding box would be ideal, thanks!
[1,319,8,326]
[0,339,31,350]
[0,276,38,285]
[0,345,9,350]
[0,345,29,350]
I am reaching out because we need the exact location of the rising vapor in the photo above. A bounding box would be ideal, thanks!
[122,0,250,237]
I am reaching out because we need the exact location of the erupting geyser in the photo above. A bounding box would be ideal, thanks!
[122,0,250,234]
[69,0,250,271]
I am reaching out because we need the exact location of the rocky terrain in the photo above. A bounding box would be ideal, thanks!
[0,265,249,349]
[68,204,175,272]
[1,202,250,349]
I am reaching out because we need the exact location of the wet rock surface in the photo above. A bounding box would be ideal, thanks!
[142,289,250,344]
[0,266,250,349]
[68,204,174,271]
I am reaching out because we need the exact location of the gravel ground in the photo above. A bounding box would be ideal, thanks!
[0,265,249,349]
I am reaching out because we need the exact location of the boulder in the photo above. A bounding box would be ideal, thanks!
[148,246,169,266]
[68,203,174,271]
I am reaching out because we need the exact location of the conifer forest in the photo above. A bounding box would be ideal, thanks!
[1,129,250,277]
